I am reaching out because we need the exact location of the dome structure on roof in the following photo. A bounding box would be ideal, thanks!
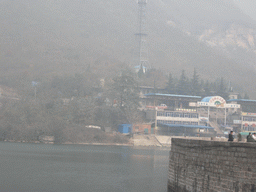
[201,96,214,103]
[201,96,226,106]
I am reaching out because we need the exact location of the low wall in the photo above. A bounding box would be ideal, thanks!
[168,139,256,192]
[155,136,212,147]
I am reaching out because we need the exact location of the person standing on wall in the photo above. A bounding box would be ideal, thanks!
[228,131,234,142]
[252,133,256,141]
[247,132,254,142]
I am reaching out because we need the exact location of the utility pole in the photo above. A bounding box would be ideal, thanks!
[135,0,149,69]
[32,81,38,102]
[155,106,158,135]
[35,86,37,101]
[224,107,227,126]
[207,106,210,126]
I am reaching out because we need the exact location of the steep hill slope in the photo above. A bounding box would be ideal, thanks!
[1,0,256,96]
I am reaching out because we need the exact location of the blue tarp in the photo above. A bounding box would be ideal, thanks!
[118,124,132,134]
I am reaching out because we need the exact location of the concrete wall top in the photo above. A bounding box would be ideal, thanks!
[168,138,256,192]
[171,138,256,149]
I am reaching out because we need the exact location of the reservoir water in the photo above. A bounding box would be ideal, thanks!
[0,142,170,192]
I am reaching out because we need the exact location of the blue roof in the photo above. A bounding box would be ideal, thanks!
[228,99,256,103]
[201,96,215,102]
[158,123,214,129]
[145,93,201,99]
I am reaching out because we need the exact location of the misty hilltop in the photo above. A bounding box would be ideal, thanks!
[1,0,256,96]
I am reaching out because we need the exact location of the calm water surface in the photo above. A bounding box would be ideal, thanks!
[0,142,170,192]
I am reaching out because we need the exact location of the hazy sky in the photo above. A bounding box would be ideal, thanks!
[233,0,256,20]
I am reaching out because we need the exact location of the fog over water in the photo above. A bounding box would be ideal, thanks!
[2,1,256,191]
[0,142,169,192]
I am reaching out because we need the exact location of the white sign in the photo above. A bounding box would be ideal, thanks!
[197,102,211,106]
[189,102,197,107]
[208,96,226,105]
[197,102,240,109]
[233,120,242,124]
[225,104,240,108]
[176,108,196,112]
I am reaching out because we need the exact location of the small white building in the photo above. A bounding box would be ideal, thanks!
[39,136,55,144]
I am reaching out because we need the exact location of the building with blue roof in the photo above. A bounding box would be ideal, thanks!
[142,93,246,136]
[145,93,201,99]
[226,98,256,133]
[139,90,256,136]
[142,92,201,110]
[201,96,215,103]
[227,99,256,112]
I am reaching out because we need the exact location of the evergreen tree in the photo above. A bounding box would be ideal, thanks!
[210,81,217,95]
[166,73,176,94]
[217,77,228,99]
[111,70,139,110]
[202,80,211,97]
[137,64,144,78]
[190,68,200,96]
[244,93,250,99]
[177,70,189,95]
[110,70,141,123]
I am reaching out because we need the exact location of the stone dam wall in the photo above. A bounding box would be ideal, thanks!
[168,139,256,192]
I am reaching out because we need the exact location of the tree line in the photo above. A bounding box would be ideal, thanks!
[0,65,249,143]
[165,69,248,100]
[0,67,142,142]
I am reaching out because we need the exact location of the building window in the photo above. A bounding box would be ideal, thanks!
[183,121,190,125]
[191,113,198,118]
[174,113,180,117]
[174,121,181,124]
[184,113,189,118]
[157,112,164,116]
[243,116,251,121]
[243,125,248,131]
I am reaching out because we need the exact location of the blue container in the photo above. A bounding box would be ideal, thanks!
[118,124,132,134]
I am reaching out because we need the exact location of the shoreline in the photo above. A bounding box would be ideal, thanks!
[2,140,134,146]
[62,142,134,146]
[2,140,171,147]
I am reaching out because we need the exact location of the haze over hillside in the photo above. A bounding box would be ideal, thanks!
[1,0,256,96]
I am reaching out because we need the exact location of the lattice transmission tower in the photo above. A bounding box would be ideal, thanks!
[135,0,149,71]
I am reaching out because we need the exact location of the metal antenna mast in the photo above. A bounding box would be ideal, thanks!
[135,0,149,70]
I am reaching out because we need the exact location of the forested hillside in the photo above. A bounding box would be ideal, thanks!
[1,0,256,96]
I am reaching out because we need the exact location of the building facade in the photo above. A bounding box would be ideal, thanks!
[156,109,199,126]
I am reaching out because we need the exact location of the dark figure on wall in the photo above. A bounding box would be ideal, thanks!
[228,131,234,142]
[247,132,256,142]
